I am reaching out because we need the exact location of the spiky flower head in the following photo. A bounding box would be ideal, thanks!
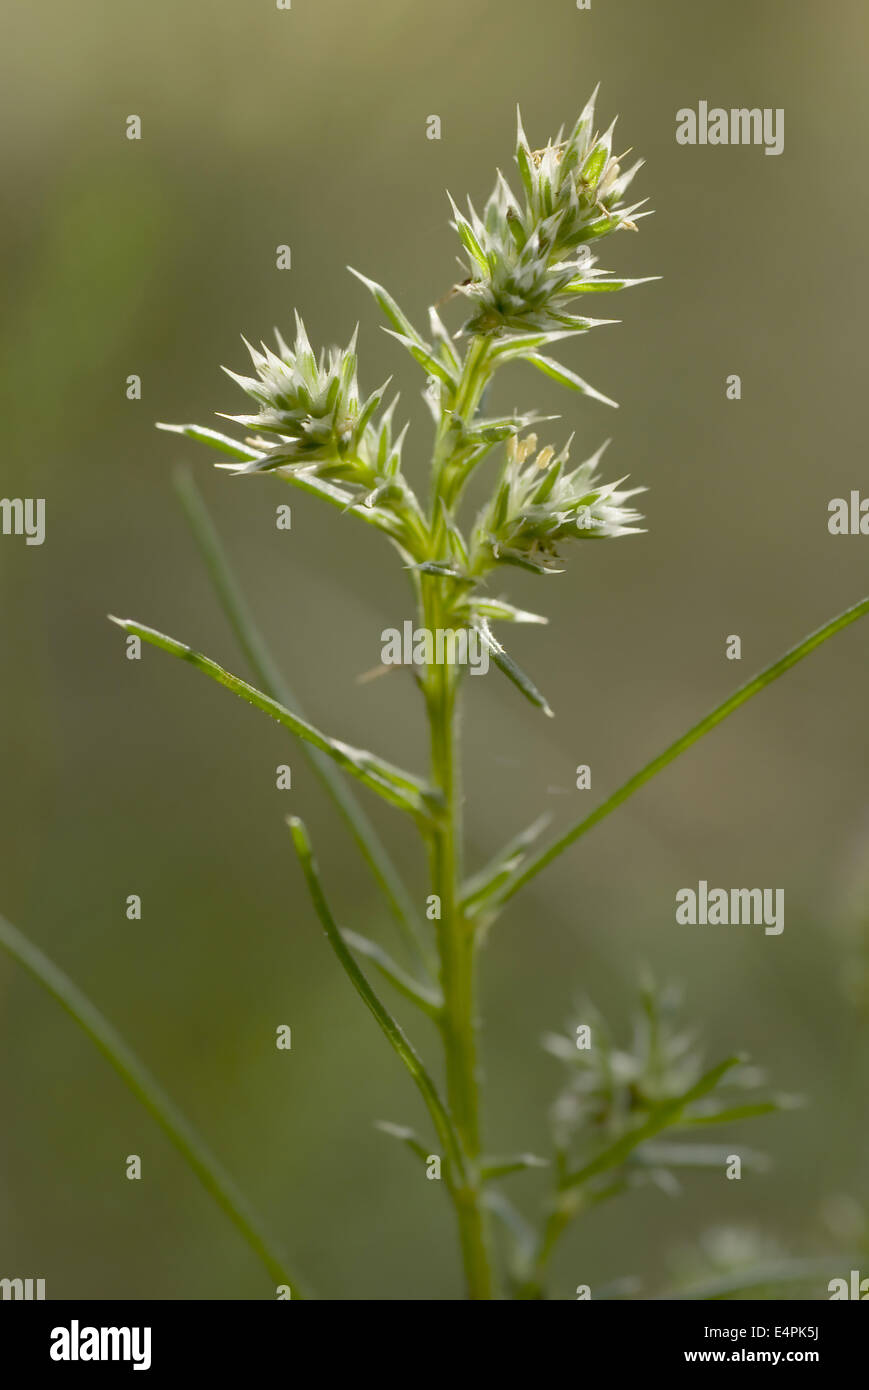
[472,432,644,575]
[219,313,405,489]
[451,88,651,336]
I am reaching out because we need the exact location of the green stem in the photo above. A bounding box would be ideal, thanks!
[0,912,307,1298]
[419,333,499,1298]
[422,578,493,1299]
[429,335,493,526]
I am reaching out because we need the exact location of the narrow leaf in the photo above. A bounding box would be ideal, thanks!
[288,818,465,1181]
[483,1189,539,1276]
[476,621,554,717]
[447,194,489,272]
[347,267,428,348]
[341,930,443,1017]
[461,814,552,916]
[562,274,661,294]
[382,329,458,386]
[528,353,619,409]
[489,329,590,363]
[679,1099,791,1127]
[108,617,440,822]
[375,1121,430,1165]
[157,421,265,460]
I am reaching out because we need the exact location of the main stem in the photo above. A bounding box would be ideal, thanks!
[423,578,492,1299]
[422,336,496,1297]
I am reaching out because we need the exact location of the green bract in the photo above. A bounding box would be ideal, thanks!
[221,316,398,473]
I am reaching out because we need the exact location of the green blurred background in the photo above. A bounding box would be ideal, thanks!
[2,0,869,1299]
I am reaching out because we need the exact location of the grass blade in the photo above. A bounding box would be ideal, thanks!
[287,817,465,1182]
[0,912,307,1298]
[173,469,431,972]
[498,594,869,908]
[108,616,440,822]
